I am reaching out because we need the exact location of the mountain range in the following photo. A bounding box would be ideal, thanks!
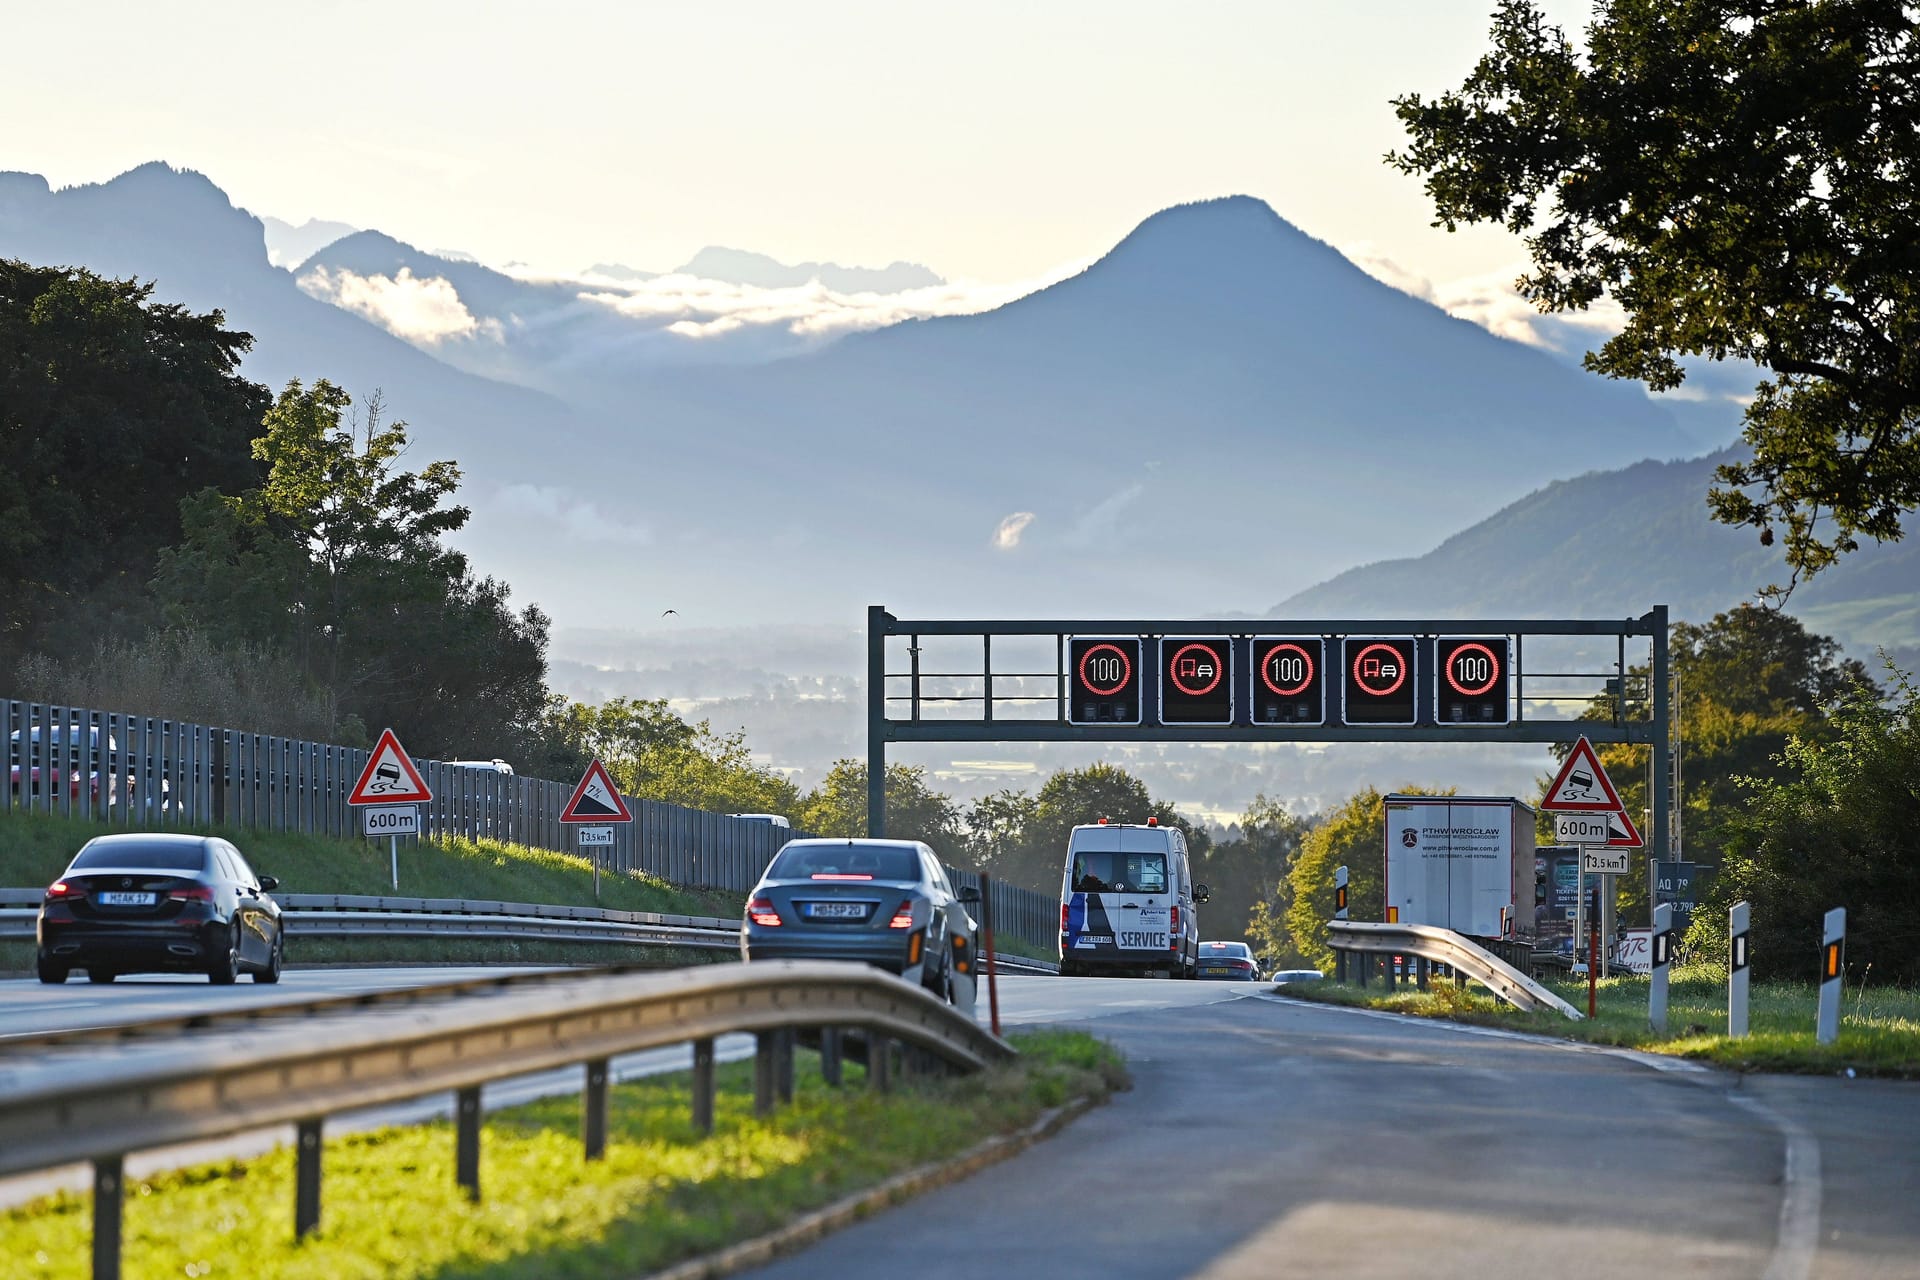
[5,162,1903,661]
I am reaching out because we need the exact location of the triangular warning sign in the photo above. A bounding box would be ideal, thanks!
[348,728,433,805]
[1607,809,1645,849]
[560,759,633,823]
[1541,735,1628,812]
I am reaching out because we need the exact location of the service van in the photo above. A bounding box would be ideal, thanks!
[1058,820,1208,978]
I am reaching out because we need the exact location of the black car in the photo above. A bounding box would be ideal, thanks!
[36,833,285,985]
[1195,940,1262,980]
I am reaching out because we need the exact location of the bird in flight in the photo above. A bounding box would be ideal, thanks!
[661,609,678,617]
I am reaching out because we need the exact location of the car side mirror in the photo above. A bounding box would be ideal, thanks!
[1193,883,1211,904]
[258,875,279,893]
[957,886,982,905]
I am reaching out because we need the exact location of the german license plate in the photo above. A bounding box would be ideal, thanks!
[98,892,154,906]
[803,901,869,920]
[1201,965,1228,975]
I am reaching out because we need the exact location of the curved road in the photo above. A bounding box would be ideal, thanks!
[3,970,1915,1278]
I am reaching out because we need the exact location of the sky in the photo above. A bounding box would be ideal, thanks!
[4,1,1602,300]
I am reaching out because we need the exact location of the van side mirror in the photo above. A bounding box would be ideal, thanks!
[957,886,982,905]
[259,875,279,893]
[1193,883,1211,904]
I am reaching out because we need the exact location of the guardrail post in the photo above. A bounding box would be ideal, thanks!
[1334,945,1347,982]
[456,1086,482,1200]
[869,1034,893,1092]
[776,1029,795,1104]
[754,1032,778,1116]
[1818,906,1845,1045]
[93,1155,123,1280]
[1648,903,1673,1034]
[1355,949,1367,987]
[583,1058,609,1161]
[1416,957,1429,990]
[821,1028,844,1086]
[295,1118,323,1238]
[1728,900,1751,1038]
[691,1038,716,1134]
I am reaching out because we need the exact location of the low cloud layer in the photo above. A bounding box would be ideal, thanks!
[299,266,502,345]
[494,484,651,545]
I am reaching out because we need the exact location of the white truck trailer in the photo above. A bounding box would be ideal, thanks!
[1382,795,1536,940]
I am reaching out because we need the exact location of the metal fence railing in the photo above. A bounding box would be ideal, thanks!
[2,697,1061,950]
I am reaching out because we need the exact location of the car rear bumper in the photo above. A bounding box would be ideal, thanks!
[740,928,916,971]
[38,920,219,970]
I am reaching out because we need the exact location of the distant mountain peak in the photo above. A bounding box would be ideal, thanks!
[672,246,945,294]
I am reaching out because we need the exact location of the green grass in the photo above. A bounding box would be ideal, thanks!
[0,1029,1126,1280]
[1282,963,1920,1077]
[0,808,745,972]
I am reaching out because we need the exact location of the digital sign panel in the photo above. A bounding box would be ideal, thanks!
[1067,636,1142,725]
[1436,636,1511,724]
[1159,637,1232,725]
[1251,637,1324,725]
[1341,636,1416,725]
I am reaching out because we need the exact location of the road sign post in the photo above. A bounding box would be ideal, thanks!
[1728,900,1752,1038]
[560,760,635,902]
[346,729,432,891]
[1818,906,1845,1045]
[1649,903,1673,1033]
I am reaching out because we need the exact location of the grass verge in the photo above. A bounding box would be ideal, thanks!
[0,807,744,972]
[0,1029,1126,1280]
[1279,964,1920,1077]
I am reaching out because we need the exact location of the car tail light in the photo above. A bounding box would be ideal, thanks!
[1171,905,1180,932]
[1061,903,1070,933]
[888,900,915,930]
[168,885,214,903]
[747,896,781,927]
[45,881,80,900]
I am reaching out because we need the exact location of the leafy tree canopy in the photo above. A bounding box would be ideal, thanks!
[0,261,268,675]
[153,380,550,754]
[963,763,1212,894]
[797,760,966,852]
[1701,665,1919,980]
[1285,786,1451,971]
[1390,1,1920,597]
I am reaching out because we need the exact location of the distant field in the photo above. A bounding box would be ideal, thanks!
[1287,963,1920,1077]
[0,808,744,972]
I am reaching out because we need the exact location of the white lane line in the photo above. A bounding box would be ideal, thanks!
[1726,1091,1822,1280]
[1255,991,1821,1275]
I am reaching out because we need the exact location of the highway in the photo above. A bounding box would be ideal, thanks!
[3,969,1915,1278]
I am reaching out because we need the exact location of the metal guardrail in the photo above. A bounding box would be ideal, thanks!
[0,960,1016,1279]
[1327,921,1583,1020]
[0,888,1061,973]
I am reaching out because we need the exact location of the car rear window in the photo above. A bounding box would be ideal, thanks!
[1204,943,1252,957]
[769,844,921,882]
[1070,851,1169,894]
[69,841,207,872]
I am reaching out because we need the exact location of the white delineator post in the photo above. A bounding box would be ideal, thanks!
[1817,906,1846,1046]
[1648,903,1673,1034]
[1335,865,1349,921]
[1728,900,1752,1038]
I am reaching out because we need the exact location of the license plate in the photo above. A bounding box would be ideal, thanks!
[803,902,870,920]
[97,891,154,906]
[1201,965,1228,975]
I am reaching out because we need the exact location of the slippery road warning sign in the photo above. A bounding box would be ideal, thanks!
[560,759,634,824]
[348,729,433,805]
[1541,736,1627,812]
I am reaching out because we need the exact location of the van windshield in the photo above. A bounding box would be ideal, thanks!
[1071,851,1169,894]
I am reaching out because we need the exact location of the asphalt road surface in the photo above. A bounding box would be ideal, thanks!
[743,983,1920,1280]
[2,969,1914,1279]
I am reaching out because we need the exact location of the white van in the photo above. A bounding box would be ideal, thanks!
[1058,820,1208,978]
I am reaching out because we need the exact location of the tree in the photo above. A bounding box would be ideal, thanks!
[1215,794,1308,960]
[153,380,551,755]
[1574,606,1877,922]
[0,261,268,676]
[1389,2,1920,597]
[1701,665,1920,980]
[797,760,966,852]
[962,763,1212,894]
[1285,787,1450,970]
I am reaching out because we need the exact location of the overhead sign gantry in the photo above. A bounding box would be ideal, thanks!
[865,605,1672,885]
